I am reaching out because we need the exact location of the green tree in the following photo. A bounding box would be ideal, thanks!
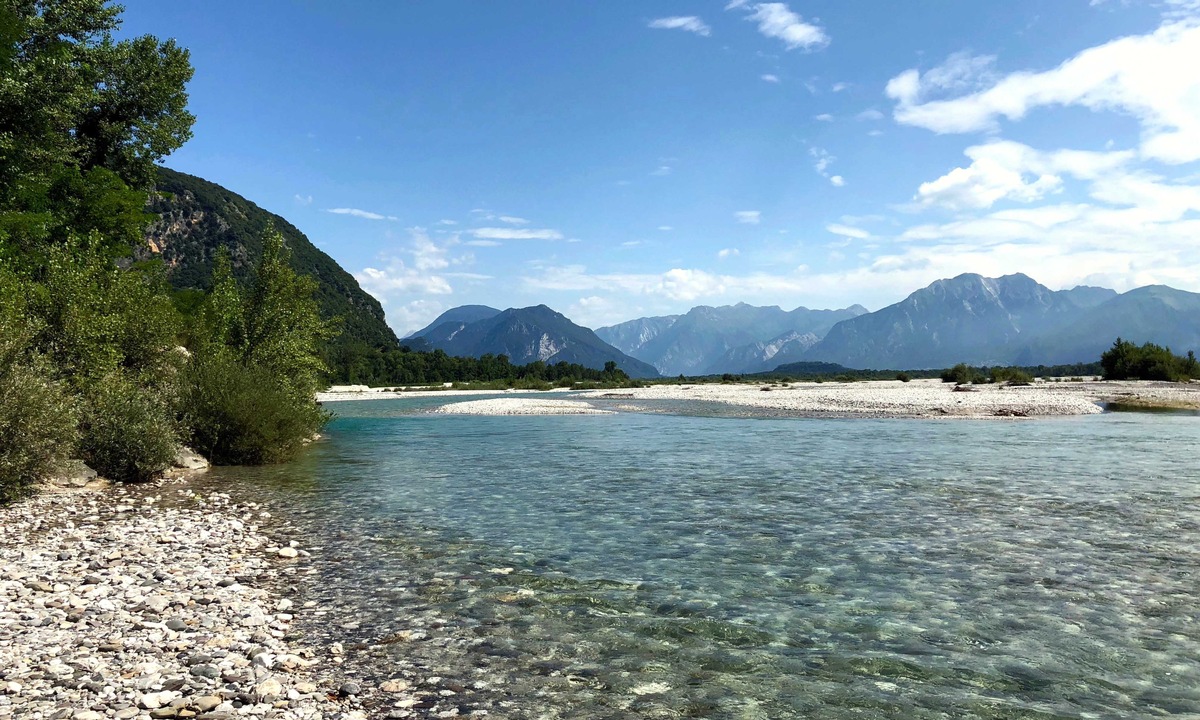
[0,0,193,260]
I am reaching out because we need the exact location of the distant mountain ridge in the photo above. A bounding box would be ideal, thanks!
[801,273,1197,369]
[597,302,868,376]
[414,305,659,378]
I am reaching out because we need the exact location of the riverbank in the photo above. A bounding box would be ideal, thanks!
[573,378,1198,418]
[0,480,391,720]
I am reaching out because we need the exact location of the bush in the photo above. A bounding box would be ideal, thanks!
[991,367,1034,386]
[0,351,78,503]
[1101,338,1197,382]
[78,371,179,483]
[941,363,985,385]
[185,350,330,465]
[896,372,911,382]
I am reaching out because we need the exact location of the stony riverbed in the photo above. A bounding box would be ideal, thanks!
[0,480,422,720]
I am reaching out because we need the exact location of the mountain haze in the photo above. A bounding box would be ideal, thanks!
[415,305,659,378]
[599,303,868,376]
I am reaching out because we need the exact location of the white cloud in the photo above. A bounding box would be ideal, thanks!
[735,210,762,224]
[830,175,846,187]
[294,194,313,206]
[887,22,1200,163]
[731,2,829,51]
[355,228,480,311]
[718,248,741,259]
[826,223,870,239]
[658,225,674,231]
[832,82,849,92]
[621,240,642,248]
[856,108,884,121]
[810,146,834,175]
[761,74,780,83]
[814,113,834,122]
[915,140,1135,210]
[498,215,529,225]
[465,239,502,247]
[651,165,672,176]
[326,207,399,221]
[648,16,712,36]
[437,219,458,225]
[471,227,564,240]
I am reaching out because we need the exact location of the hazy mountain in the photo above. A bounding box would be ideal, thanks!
[1014,285,1200,365]
[143,167,398,351]
[595,315,680,356]
[705,330,822,375]
[802,273,1087,369]
[406,305,500,339]
[602,303,867,376]
[801,274,1198,370]
[415,305,659,378]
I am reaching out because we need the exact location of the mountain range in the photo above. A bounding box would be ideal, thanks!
[412,305,659,378]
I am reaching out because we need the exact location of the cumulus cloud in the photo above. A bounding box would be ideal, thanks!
[730,2,829,51]
[830,175,846,187]
[814,113,834,122]
[355,229,474,308]
[471,227,564,241]
[648,16,712,36]
[735,210,761,224]
[326,207,399,221]
[761,74,780,83]
[915,140,1135,210]
[886,22,1200,163]
[718,248,741,259]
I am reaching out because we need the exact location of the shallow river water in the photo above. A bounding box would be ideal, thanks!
[201,397,1200,719]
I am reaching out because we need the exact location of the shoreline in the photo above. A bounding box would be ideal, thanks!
[0,479,394,720]
[407,378,1199,419]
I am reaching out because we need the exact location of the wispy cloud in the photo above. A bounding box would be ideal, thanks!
[465,239,502,247]
[294,194,313,206]
[498,215,529,225]
[729,2,829,51]
[735,210,762,224]
[326,207,398,221]
[718,248,741,259]
[761,73,780,83]
[856,108,885,121]
[814,113,834,122]
[472,227,564,241]
[651,165,672,176]
[826,223,871,239]
[658,225,674,231]
[648,16,712,36]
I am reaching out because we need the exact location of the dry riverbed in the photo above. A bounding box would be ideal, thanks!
[0,480,421,720]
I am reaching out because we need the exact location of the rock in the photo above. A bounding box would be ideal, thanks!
[49,460,99,488]
[339,681,361,696]
[150,708,178,719]
[173,447,210,470]
[276,547,298,559]
[254,678,284,702]
[73,712,105,720]
[193,696,223,712]
[114,709,140,720]
[189,664,220,679]
[166,619,188,632]
[380,679,411,693]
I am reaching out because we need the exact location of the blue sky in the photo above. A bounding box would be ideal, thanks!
[120,1,1200,335]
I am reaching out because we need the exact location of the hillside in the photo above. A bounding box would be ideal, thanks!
[142,167,398,351]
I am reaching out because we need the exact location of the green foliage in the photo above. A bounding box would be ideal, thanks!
[185,228,336,465]
[990,367,1034,386]
[896,372,911,382]
[184,350,329,465]
[328,345,632,387]
[941,363,984,385]
[1101,338,1197,382]
[78,370,178,483]
[0,273,78,502]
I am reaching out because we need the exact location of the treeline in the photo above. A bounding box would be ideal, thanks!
[1102,339,1197,382]
[748,361,1103,384]
[329,344,631,387]
[0,2,331,501]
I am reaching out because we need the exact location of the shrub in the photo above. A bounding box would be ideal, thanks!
[185,350,330,466]
[991,367,1033,386]
[78,371,179,483]
[1101,338,1196,381]
[896,372,911,382]
[941,363,984,385]
[0,350,78,503]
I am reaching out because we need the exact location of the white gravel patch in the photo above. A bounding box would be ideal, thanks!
[580,379,1106,418]
[431,398,612,415]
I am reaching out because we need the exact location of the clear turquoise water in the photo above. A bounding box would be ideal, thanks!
[205,398,1200,718]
